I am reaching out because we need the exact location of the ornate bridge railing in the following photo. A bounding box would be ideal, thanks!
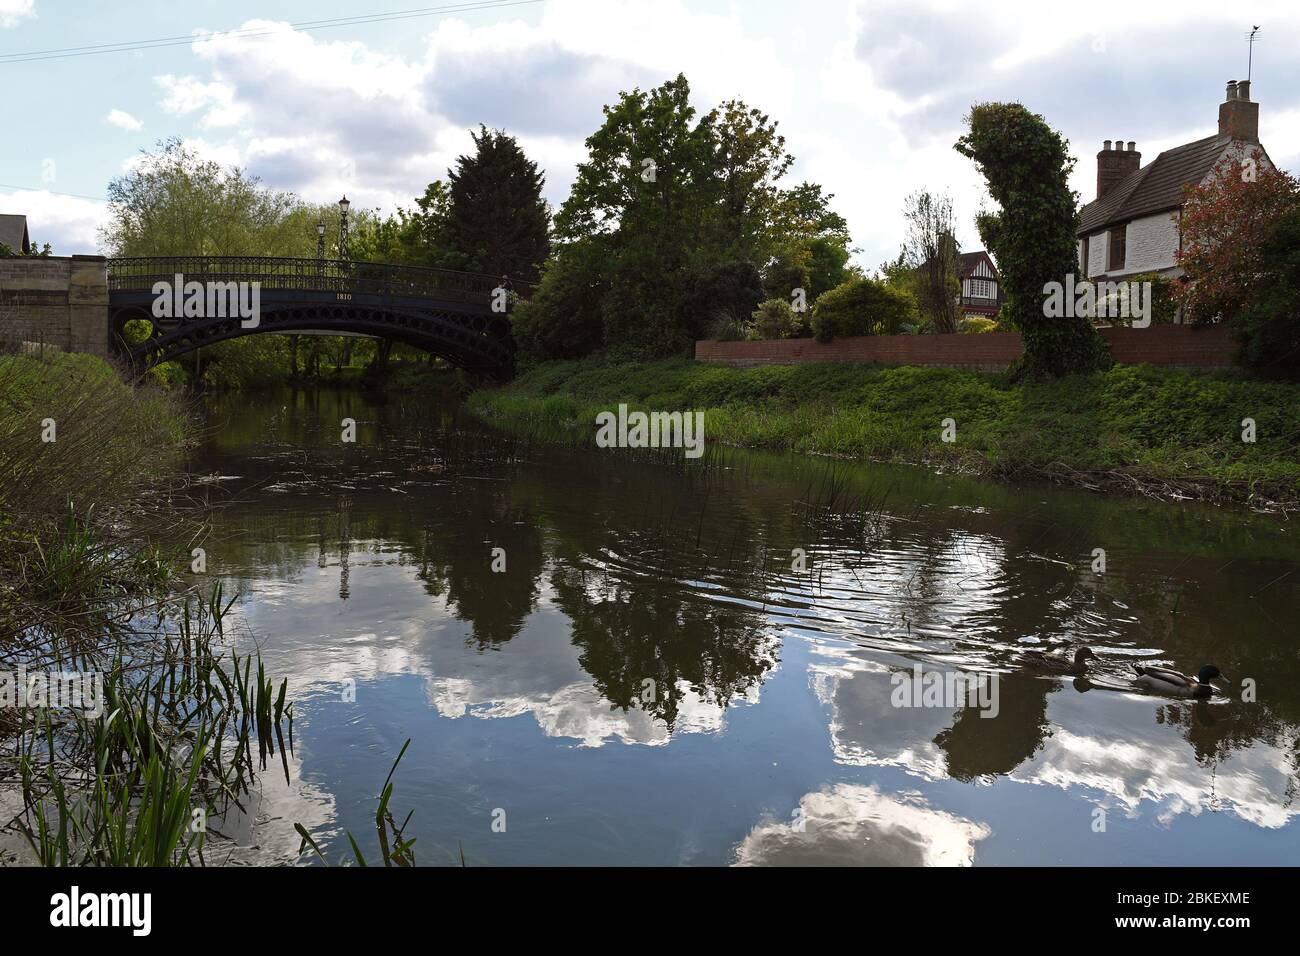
[105,255,522,375]
[106,255,513,305]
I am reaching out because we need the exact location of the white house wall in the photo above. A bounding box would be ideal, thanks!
[1082,211,1179,278]
[1123,212,1181,274]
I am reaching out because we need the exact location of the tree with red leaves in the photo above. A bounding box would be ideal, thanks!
[1175,148,1300,326]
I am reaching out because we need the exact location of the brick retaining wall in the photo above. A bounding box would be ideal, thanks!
[694,324,1237,370]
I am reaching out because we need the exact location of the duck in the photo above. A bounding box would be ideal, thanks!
[1023,647,1095,676]
[1130,663,1225,698]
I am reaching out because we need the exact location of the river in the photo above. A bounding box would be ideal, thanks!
[192,385,1300,866]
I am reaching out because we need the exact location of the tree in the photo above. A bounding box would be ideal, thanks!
[903,191,960,334]
[765,182,853,302]
[1236,208,1300,369]
[678,259,764,344]
[555,74,715,356]
[704,99,793,262]
[102,138,298,257]
[1174,151,1300,326]
[395,182,453,266]
[511,237,610,364]
[955,103,1109,377]
[444,126,551,284]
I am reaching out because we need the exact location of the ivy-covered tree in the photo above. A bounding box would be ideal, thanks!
[444,126,550,284]
[955,103,1109,377]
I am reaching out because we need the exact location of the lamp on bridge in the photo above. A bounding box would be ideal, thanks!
[315,220,326,261]
[338,196,351,262]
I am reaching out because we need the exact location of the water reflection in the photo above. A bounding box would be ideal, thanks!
[193,386,1300,864]
[733,784,991,866]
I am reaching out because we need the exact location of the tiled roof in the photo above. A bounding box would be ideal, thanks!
[1078,135,1230,235]
[956,250,997,279]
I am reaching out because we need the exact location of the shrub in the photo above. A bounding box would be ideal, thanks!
[958,316,997,333]
[1100,272,1178,327]
[811,276,918,342]
[752,297,811,339]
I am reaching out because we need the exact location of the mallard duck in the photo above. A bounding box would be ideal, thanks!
[1130,663,1224,698]
[1024,647,1095,676]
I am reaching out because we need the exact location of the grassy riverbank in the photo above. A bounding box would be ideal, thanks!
[0,351,305,866]
[468,359,1300,510]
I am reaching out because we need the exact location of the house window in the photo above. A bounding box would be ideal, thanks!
[1108,225,1127,272]
[969,278,994,299]
[1080,237,1090,276]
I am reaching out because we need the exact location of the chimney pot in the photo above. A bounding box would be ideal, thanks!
[1103,139,1112,150]
[1227,80,1238,100]
[1127,141,1136,151]
[1238,80,1251,101]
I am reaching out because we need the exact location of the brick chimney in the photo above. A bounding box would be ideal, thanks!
[1218,79,1259,141]
[1096,139,1141,200]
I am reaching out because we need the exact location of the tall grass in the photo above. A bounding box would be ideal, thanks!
[1,347,297,866]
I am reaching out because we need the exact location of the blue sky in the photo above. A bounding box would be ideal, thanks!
[3,0,1297,265]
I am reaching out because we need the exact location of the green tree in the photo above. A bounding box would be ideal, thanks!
[1237,208,1300,369]
[704,99,793,262]
[552,73,821,358]
[556,74,715,356]
[955,103,1109,377]
[102,138,298,256]
[444,126,550,284]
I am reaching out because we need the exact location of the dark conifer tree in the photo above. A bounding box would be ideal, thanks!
[444,126,551,285]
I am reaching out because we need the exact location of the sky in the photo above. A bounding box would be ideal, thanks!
[2,0,1298,268]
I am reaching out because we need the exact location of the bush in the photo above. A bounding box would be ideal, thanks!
[1101,272,1178,327]
[752,297,810,339]
[958,316,998,334]
[811,276,918,342]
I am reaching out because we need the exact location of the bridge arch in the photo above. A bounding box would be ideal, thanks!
[107,255,517,376]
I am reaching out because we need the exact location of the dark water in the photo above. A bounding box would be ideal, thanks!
[193,386,1300,866]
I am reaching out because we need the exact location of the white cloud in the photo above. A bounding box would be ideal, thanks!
[117,0,1300,269]
[0,188,107,254]
[155,74,247,128]
[0,0,34,29]
[105,109,143,131]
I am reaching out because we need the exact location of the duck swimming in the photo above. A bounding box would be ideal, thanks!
[1130,663,1225,698]
[1024,647,1095,676]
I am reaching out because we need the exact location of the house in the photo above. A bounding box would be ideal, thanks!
[1077,80,1271,286]
[956,250,1003,321]
[0,214,31,255]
